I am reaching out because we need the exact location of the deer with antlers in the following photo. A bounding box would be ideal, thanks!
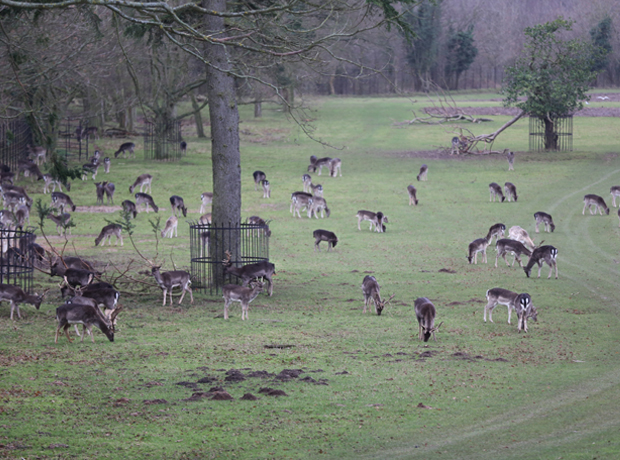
[414,297,442,342]
[361,276,394,316]
[151,266,193,306]
[222,250,275,296]
[55,303,122,343]
[0,284,48,320]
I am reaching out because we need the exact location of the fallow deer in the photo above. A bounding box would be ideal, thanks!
[356,210,387,233]
[484,288,537,329]
[0,284,47,320]
[467,237,489,264]
[489,182,505,202]
[14,204,30,230]
[329,158,342,177]
[583,194,609,216]
[114,142,135,159]
[313,229,338,252]
[47,212,71,236]
[302,174,312,192]
[524,245,558,279]
[308,156,332,175]
[506,150,515,170]
[308,197,330,219]
[81,160,100,181]
[198,213,212,225]
[103,157,111,173]
[534,212,555,233]
[200,192,213,214]
[292,193,313,218]
[486,223,506,243]
[42,174,67,194]
[222,250,275,296]
[151,266,193,306]
[180,140,187,154]
[61,283,119,319]
[161,216,178,238]
[514,293,537,333]
[414,297,442,342]
[508,226,535,251]
[261,179,271,198]
[611,186,620,207]
[246,216,271,237]
[122,200,137,218]
[253,171,266,191]
[495,238,532,268]
[129,174,153,194]
[104,182,115,204]
[417,164,428,181]
[51,192,76,213]
[504,182,518,202]
[361,275,394,315]
[407,185,418,205]
[62,268,96,289]
[50,257,95,278]
[55,303,121,343]
[135,193,158,213]
[309,183,323,197]
[169,195,187,217]
[95,182,107,205]
[95,224,123,246]
[27,145,46,165]
[222,282,263,320]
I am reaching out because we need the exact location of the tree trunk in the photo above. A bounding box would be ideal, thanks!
[191,94,206,138]
[544,117,558,150]
[254,101,262,118]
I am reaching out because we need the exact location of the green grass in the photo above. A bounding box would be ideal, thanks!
[1,94,620,459]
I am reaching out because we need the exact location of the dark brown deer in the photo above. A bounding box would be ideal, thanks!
[55,303,122,343]
[414,297,442,342]
[253,171,266,191]
[495,238,532,268]
[222,250,275,296]
[416,164,428,181]
[361,276,394,315]
[169,195,187,217]
[114,142,135,159]
[313,229,338,252]
[407,185,418,205]
[0,284,48,320]
[524,245,558,279]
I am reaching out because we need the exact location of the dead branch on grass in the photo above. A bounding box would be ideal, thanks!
[450,111,526,154]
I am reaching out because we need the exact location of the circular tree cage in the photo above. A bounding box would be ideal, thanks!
[529,115,573,152]
[144,120,183,161]
[189,221,270,295]
[0,119,33,172]
[0,228,36,294]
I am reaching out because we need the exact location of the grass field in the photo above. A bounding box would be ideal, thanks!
[1,93,620,459]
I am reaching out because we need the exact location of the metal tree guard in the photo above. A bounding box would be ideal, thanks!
[144,120,183,161]
[59,118,92,161]
[189,221,270,295]
[529,115,573,152]
[0,228,36,295]
[0,119,32,172]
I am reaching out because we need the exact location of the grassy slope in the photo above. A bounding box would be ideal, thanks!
[1,94,620,459]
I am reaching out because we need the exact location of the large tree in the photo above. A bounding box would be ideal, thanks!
[502,18,600,150]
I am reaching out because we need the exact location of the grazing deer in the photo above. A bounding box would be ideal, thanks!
[489,182,505,202]
[361,275,394,315]
[486,223,506,243]
[55,303,121,343]
[467,237,489,264]
[313,229,338,252]
[484,288,537,328]
[61,283,119,318]
[356,210,387,232]
[95,224,123,246]
[534,212,555,233]
[246,216,272,237]
[122,200,137,218]
[135,193,158,213]
[180,140,187,154]
[50,257,95,278]
[27,145,46,165]
[222,250,275,296]
[292,193,313,218]
[302,174,312,192]
[309,183,323,197]
[495,238,532,268]
[114,142,135,159]
[514,293,537,333]
[169,195,187,217]
[524,245,558,279]
[51,192,76,213]
[261,179,271,198]
[414,297,442,342]
[583,194,609,216]
[504,182,518,202]
[200,192,213,214]
[47,212,71,236]
[309,157,332,175]
[151,266,193,306]
[253,171,266,191]
[17,159,43,181]
[610,186,620,207]
[161,216,178,238]
[0,284,47,320]
[103,157,111,173]
[407,185,418,205]
[508,226,535,251]
[416,164,428,181]
[506,150,515,170]
[222,282,263,320]
[42,174,67,194]
[329,158,342,177]
[199,213,212,225]
[308,196,330,218]
[129,174,153,194]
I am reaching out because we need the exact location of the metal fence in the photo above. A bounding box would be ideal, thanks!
[58,118,94,162]
[189,221,270,295]
[0,228,36,294]
[529,115,573,152]
[0,119,32,172]
[144,120,183,161]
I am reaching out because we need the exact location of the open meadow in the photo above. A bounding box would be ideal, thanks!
[1,93,620,459]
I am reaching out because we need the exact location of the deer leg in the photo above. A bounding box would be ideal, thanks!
[484,302,494,323]
[162,289,167,306]
[64,324,73,343]
[224,299,230,320]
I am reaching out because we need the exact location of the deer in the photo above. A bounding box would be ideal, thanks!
[17,159,43,181]
[407,185,418,205]
[495,238,532,268]
[361,275,394,315]
[222,250,275,296]
[55,303,121,343]
[27,145,46,165]
[0,284,47,320]
[504,182,518,202]
[61,283,119,316]
[169,195,187,217]
[414,297,442,342]
[95,224,123,247]
[3,191,26,212]
[14,204,30,230]
[151,266,193,306]
[253,171,266,191]
[292,193,313,218]
[42,174,68,194]
[51,192,76,213]
[416,164,428,181]
[309,183,323,197]
[222,282,263,320]
[524,245,558,279]
[489,182,505,202]
[313,229,338,252]
[486,223,506,243]
[62,268,96,289]
[451,136,460,155]
[618,209,620,228]
[0,170,14,185]
[610,186,620,207]
[114,142,135,159]
[467,237,490,264]
[122,200,137,218]
[198,213,212,225]
[103,157,111,173]
[47,212,71,236]
[583,194,609,216]
[356,211,387,232]
[246,216,272,237]
[308,156,332,175]
[302,174,312,192]
[82,126,99,140]
[103,182,115,204]
[508,226,536,251]
[484,288,537,328]
[308,196,330,218]
[261,179,271,198]
[161,216,178,238]
[180,140,187,154]
[129,174,153,194]
[81,160,100,181]
[135,193,158,213]
[534,212,555,233]
[95,182,107,205]
[50,257,95,278]
[514,293,537,333]
[200,192,213,214]
[329,158,342,177]
[506,149,515,170]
